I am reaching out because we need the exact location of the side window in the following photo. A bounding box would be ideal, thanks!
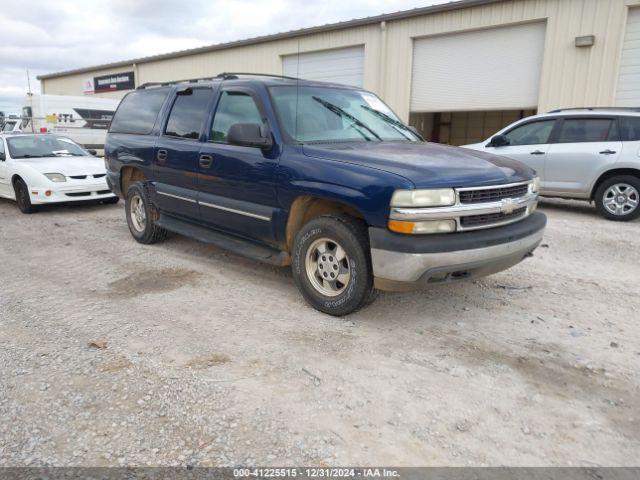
[0,139,5,160]
[210,91,263,143]
[109,89,169,135]
[555,118,615,144]
[164,88,212,139]
[504,120,555,146]
[619,116,640,142]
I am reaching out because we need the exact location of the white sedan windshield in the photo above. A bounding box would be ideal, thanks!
[7,135,88,159]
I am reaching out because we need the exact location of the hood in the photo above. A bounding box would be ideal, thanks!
[16,156,106,177]
[302,141,534,188]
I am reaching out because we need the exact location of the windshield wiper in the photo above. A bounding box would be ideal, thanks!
[360,105,417,140]
[312,96,382,141]
[15,154,58,159]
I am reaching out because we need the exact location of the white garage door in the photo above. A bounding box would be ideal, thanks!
[616,8,640,107]
[282,46,364,87]
[410,22,546,112]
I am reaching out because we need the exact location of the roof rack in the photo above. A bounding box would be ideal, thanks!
[548,107,640,113]
[137,72,298,89]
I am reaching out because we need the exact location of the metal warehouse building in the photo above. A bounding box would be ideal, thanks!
[38,0,640,145]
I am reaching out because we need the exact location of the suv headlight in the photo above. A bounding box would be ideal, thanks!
[530,176,540,194]
[390,188,456,207]
[44,173,66,183]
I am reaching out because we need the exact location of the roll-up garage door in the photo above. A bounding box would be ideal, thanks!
[616,8,640,107]
[410,22,546,112]
[282,46,364,87]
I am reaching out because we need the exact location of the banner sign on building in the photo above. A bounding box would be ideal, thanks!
[82,77,95,94]
[93,72,135,93]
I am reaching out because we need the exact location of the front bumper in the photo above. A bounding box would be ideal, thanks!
[29,182,116,204]
[370,212,546,291]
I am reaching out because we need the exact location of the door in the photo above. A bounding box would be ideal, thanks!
[545,117,622,196]
[615,8,640,107]
[197,88,280,244]
[485,118,557,185]
[153,86,214,219]
[282,46,364,87]
[0,139,10,197]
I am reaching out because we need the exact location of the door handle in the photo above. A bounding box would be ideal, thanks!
[530,150,545,155]
[157,149,168,162]
[599,149,616,155]
[199,154,214,168]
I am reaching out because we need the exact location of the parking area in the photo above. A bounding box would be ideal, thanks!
[1,198,639,466]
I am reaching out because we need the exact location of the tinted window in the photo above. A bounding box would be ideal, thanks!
[556,118,614,143]
[504,120,555,146]
[619,116,640,142]
[211,91,262,142]
[0,139,5,159]
[164,88,212,139]
[109,89,169,135]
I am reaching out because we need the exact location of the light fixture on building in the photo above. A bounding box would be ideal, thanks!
[575,35,595,47]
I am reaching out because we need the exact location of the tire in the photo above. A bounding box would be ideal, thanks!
[125,182,167,244]
[595,175,640,222]
[103,196,120,205]
[291,214,376,316]
[13,178,37,214]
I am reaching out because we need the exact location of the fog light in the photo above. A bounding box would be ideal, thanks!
[388,219,456,234]
[45,190,52,197]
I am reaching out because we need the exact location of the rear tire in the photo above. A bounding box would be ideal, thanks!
[125,182,167,244]
[291,214,376,316]
[13,178,37,214]
[595,176,640,221]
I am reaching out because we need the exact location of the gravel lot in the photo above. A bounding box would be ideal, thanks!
[1,196,639,467]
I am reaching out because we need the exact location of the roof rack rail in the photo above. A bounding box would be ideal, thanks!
[137,72,298,89]
[548,107,640,113]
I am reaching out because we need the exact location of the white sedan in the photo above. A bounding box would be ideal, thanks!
[0,133,118,213]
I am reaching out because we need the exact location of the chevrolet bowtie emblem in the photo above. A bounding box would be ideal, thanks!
[501,198,516,214]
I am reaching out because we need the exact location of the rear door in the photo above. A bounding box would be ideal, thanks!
[545,117,622,196]
[153,86,215,219]
[484,118,557,184]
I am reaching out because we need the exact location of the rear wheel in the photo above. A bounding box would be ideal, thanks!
[595,176,640,221]
[13,178,37,214]
[292,215,376,316]
[125,182,167,244]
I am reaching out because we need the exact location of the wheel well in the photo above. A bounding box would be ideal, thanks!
[591,169,640,199]
[120,166,146,196]
[285,196,365,252]
[11,175,24,191]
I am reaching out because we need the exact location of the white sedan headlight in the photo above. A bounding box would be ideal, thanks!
[44,173,66,183]
[530,176,540,193]
[390,188,456,207]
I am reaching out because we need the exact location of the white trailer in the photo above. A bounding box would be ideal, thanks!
[19,94,121,151]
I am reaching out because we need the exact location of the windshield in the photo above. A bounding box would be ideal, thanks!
[7,135,88,159]
[269,86,421,143]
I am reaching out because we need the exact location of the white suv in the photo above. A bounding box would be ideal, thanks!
[464,108,640,221]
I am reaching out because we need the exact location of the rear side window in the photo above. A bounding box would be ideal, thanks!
[504,120,555,146]
[109,89,169,135]
[164,88,212,139]
[619,116,640,141]
[211,91,262,143]
[556,118,616,143]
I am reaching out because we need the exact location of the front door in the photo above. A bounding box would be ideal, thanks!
[197,87,280,245]
[485,118,557,188]
[153,86,214,219]
[0,139,10,197]
[545,117,622,196]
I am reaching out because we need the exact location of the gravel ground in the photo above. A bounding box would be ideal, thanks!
[0,196,639,467]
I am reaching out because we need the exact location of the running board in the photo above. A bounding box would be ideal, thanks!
[157,214,290,266]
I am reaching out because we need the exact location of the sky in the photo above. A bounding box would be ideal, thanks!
[0,0,452,114]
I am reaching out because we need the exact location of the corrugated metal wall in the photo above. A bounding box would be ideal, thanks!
[42,0,640,121]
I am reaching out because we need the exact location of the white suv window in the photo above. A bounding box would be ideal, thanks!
[619,116,640,142]
[504,120,555,146]
[555,118,617,143]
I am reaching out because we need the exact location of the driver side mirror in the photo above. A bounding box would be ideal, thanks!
[227,123,273,150]
[489,134,509,148]
[87,149,97,156]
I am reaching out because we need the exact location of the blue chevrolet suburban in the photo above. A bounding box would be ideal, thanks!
[105,73,546,316]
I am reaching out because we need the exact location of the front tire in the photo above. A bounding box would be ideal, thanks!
[292,215,376,316]
[125,182,167,244]
[595,176,640,221]
[13,178,37,214]
[103,196,120,205]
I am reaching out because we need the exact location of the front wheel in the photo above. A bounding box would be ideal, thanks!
[291,215,377,316]
[125,182,167,244]
[14,178,37,214]
[595,176,640,221]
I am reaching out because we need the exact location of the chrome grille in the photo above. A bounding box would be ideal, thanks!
[460,207,527,228]
[459,184,529,204]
